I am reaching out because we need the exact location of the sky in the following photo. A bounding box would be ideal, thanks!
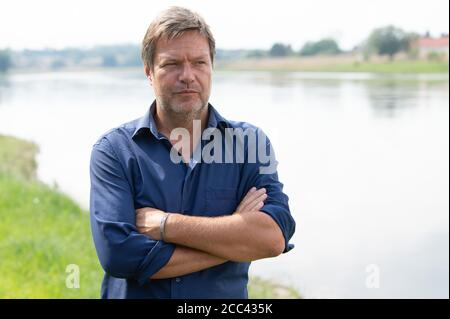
[0,0,449,51]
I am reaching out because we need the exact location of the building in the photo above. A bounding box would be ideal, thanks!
[412,36,449,60]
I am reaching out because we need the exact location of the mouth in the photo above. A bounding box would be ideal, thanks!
[174,90,198,95]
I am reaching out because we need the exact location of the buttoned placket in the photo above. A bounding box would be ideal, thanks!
[168,134,204,298]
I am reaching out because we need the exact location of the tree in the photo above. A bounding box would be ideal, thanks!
[299,38,341,56]
[0,49,12,73]
[366,26,410,60]
[269,43,293,57]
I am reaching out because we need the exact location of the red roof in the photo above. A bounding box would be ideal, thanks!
[416,37,449,48]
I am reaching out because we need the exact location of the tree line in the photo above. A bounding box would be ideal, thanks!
[266,26,443,59]
[0,25,447,73]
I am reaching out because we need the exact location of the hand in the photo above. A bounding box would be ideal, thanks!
[136,207,168,240]
[235,187,267,214]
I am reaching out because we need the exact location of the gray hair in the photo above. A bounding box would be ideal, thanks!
[141,6,216,70]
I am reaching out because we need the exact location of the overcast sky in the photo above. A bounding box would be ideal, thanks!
[1,0,448,51]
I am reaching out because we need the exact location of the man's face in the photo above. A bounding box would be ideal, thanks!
[146,30,212,117]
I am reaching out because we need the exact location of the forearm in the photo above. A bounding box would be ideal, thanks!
[150,245,227,279]
[164,211,284,262]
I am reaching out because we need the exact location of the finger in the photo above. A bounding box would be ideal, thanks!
[245,189,267,210]
[245,192,267,212]
[240,188,266,210]
[236,187,256,212]
[243,187,264,203]
[252,200,265,211]
[239,188,265,211]
[241,187,257,203]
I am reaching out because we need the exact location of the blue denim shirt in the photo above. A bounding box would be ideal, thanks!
[89,101,296,299]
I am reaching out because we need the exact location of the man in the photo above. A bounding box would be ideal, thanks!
[89,6,295,299]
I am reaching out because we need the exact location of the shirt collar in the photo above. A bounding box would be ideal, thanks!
[132,100,230,139]
[207,102,230,132]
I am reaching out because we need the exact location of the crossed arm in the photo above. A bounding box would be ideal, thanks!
[136,187,286,279]
[90,140,290,283]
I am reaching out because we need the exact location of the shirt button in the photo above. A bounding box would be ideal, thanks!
[175,277,181,283]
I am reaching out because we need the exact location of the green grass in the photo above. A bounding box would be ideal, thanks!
[0,174,103,298]
[0,135,103,298]
[0,134,300,298]
[248,276,301,299]
[314,60,449,73]
[216,57,449,74]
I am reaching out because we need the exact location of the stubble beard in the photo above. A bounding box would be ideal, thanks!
[157,94,208,126]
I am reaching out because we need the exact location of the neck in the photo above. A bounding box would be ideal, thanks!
[154,104,209,162]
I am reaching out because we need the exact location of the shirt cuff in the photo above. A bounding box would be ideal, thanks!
[259,204,295,253]
[136,240,176,286]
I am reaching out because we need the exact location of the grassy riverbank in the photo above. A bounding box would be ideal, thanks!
[8,54,448,76]
[0,135,103,298]
[215,55,449,73]
[0,134,300,298]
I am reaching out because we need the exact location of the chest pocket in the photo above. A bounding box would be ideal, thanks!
[205,187,239,216]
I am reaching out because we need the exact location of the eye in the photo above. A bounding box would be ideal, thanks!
[196,61,206,65]
[162,62,177,67]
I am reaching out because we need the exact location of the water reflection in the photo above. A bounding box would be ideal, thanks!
[366,80,419,117]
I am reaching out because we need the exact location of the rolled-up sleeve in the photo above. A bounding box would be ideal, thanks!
[241,129,296,253]
[89,138,175,285]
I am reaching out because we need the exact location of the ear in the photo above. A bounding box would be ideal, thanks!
[144,65,153,85]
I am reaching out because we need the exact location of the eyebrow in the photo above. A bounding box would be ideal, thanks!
[158,54,209,62]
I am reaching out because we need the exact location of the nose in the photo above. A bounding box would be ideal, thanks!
[179,63,195,85]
